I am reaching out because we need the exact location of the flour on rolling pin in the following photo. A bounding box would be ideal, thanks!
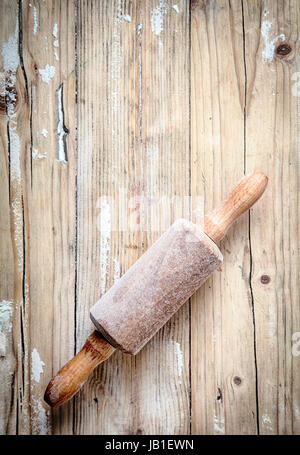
[90,218,222,355]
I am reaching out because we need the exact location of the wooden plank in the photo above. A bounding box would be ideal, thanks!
[0,0,76,435]
[243,0,300,435]
[74,0,190,435]
[190,0,258,434]
[0,0,31,435]
[74,0,140,434]
[23,0,76,435]
[0,0,16,433]
[135,0,190,435]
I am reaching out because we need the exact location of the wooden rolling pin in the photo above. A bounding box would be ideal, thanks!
[44,171,268,407]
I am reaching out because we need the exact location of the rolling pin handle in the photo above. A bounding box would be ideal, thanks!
[204,171,268,243]
[44,331,115,408]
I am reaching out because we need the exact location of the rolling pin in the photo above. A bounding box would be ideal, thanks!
[44,171,268,407]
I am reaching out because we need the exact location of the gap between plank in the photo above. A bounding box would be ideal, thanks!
[241,0,260,434]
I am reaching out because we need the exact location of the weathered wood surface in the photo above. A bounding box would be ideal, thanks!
[0,0,299,435]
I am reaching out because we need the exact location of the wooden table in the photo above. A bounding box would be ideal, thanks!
[0,0,299,435]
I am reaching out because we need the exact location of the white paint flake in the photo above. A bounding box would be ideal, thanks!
[214,414,225,434]
[123,14,131,22]
[38,64,55,83]
[56,84,68,162]
[262,414,271,424]
[31,348,45,383]
[10,128,21,183]
[11,200,23,270]
[261,20,285,62]
[41,128,48,137]
[99,198,111,294]
[53,36,59,61]
[151,1,168,36]
[2,21,19,73]
[110,2,122,165]
[174,342,183,380]
[32,148,46,160]
[2,19,22,184]
[0,300,13,332]
[262,414,273,431]
[173,4,179,13]
[31,397,50,435]
[2,18,25,284]
[52,23,59,60]
[52,23,58,38]
[33,7,38,35]
[137,23,143,35]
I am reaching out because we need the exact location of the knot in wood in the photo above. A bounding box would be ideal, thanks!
[276,43,292,56]
[233,376,242,386]
[260,274,270,284]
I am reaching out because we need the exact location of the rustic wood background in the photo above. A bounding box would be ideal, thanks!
[0,0,299,435]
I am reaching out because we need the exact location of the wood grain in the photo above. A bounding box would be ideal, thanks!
[190,0,258,434]
[0,0,299,435]
[243,0,300,435]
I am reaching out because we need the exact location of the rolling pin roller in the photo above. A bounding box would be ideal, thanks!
[44,171,268,407]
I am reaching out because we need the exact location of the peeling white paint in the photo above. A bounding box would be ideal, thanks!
[10,128,21,183]
[52,23,58,38]
[1,18,24,286]
[0,73,5,99]
[173,4,179,13]
[31,348,45,383]
[52,23,59,61]
[32,148,46,160]
[137,23,143,35]
[38,64,55,83]
[2,21,19,73]
[262,414,272,424]
[110,1,123,172]
[56,84,67,162]
[214,414,225,434]
[99,198,111,295]
[0,300,13,332]
[41,128,48,138]
[174,341,183,380]
[262,414,273,431]
[123,14,131,22]
[11,199,23,270]
[151,1,168,36]
[2,18,22,194]
[261,20,285,62]
[31,397,50,435]
[33,7,38,35]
